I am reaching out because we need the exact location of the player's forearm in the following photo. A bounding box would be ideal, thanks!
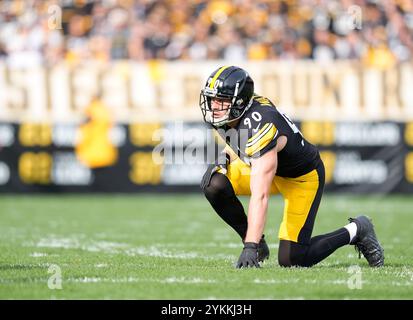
[246,148,278,243]
[245,193,269,243]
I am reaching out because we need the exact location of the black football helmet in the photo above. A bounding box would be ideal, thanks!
[199,66,254,127]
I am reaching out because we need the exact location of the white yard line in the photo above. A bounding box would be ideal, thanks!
[27,236,239,261]
[29,252,48,257]
[94,263,108,268]
[67,276,218,284]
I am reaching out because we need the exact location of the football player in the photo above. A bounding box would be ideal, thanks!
[199,66,384,268]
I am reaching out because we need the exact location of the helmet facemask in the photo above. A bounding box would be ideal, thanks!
[199,85,251,127]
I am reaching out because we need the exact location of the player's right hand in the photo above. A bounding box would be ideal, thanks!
[200,164,218,189]
[200,153,229,189]
[236,242,261,269]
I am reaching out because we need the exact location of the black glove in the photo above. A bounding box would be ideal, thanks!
[244,234,270,262]
[200,152,229,190]
[200,163,218,190]
[236,242,261,269]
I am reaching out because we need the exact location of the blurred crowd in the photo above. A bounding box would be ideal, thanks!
[0,0,412,68]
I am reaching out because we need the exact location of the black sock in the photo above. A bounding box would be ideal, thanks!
[203,173,248,240]
[303,228,350,266]
[279,228,350,267]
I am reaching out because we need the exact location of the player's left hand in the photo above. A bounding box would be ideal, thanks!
[236,242,261,268]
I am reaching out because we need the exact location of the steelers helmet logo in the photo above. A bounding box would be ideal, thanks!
[232,109,241,117]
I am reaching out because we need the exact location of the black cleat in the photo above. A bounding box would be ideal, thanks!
[257,235,270,262]
[348,215,384,267]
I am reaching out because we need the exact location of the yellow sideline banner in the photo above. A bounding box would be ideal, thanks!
[0,61,412,123]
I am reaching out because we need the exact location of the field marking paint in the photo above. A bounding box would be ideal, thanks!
[72,277,102,283]
[95,263,108,268]
[253,278,369,286]
[253,278,299,284]
[199,242,279,249]
[30,252,48,257]
[67,276,217,284]
[391,281,413,287]
[30,236,238,261]
[2,273,410,288]
[125,246,199,259]
[161,277,217,284]
[147,241,279,252]
[37,237,80,249]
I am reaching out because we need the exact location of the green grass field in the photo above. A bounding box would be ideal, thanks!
[0,194,412,300]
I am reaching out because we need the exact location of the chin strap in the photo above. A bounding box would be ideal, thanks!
[207,109,231,127]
